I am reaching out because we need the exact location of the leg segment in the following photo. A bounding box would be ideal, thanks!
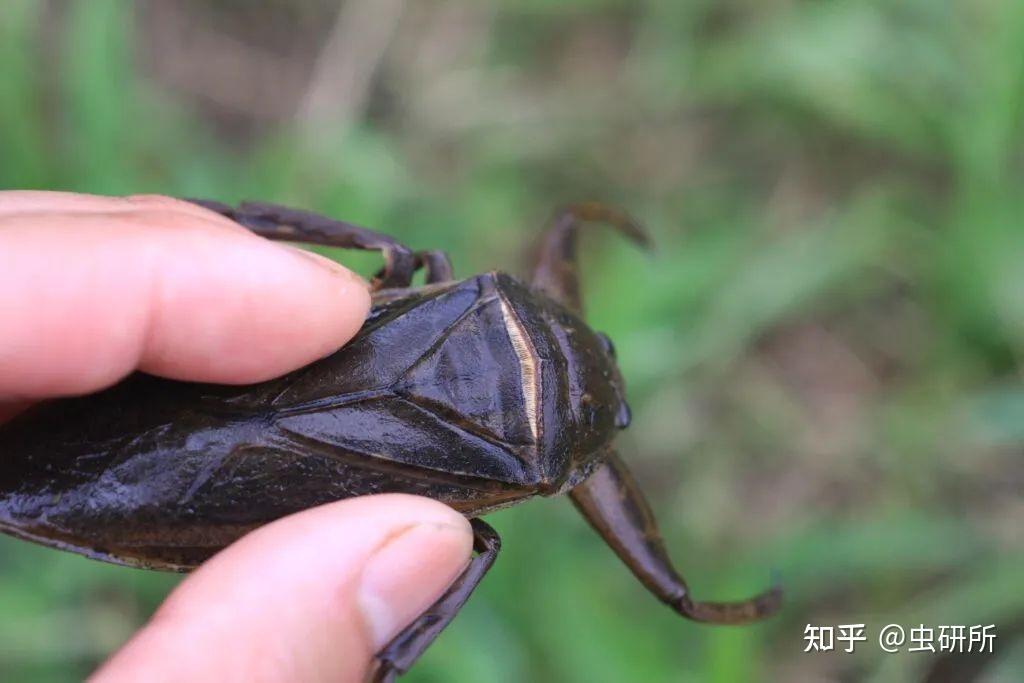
[189,199,417,290]
[530,202,650,313]
[415,250,454,284]
[370,250,454,290]
[370,518,501,683]
[570,451,781,624]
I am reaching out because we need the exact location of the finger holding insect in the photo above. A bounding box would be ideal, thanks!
[0,191,247,230]
[0,192,370,401]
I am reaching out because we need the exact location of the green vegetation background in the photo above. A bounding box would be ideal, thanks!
[2,1,1023,680]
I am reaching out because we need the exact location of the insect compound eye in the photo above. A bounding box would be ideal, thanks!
[615,401,632,429]
[597,332,616,358]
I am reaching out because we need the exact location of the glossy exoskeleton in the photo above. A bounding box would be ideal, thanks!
[0,201,780,681]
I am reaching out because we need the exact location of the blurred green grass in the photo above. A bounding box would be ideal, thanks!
[2,0,1023,680]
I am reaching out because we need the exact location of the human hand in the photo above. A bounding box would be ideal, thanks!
[0,192,474,682]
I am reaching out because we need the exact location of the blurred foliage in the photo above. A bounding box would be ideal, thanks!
[2,0,1024,681]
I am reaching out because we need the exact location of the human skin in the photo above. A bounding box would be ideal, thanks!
[0,192,474,682]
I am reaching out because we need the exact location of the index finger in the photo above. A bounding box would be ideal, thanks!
[0,191,242,228]
[0,194,370,401]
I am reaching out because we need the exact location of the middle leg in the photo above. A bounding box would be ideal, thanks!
[370,518,501,683]
[415,250,454,284]
[189,199,417,290]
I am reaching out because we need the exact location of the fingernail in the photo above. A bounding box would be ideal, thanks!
[285,245,369,287]
[356,522,473,650]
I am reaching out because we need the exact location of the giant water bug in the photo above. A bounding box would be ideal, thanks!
[0,200,780,681]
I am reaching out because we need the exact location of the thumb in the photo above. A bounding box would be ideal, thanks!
[91,495,474,683]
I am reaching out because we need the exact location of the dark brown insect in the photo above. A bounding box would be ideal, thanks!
[0,201,780,681]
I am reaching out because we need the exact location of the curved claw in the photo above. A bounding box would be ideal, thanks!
[556,202,652,251]
[676,583,783,625]
[570,451,782,627]
[531,202,651,313]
